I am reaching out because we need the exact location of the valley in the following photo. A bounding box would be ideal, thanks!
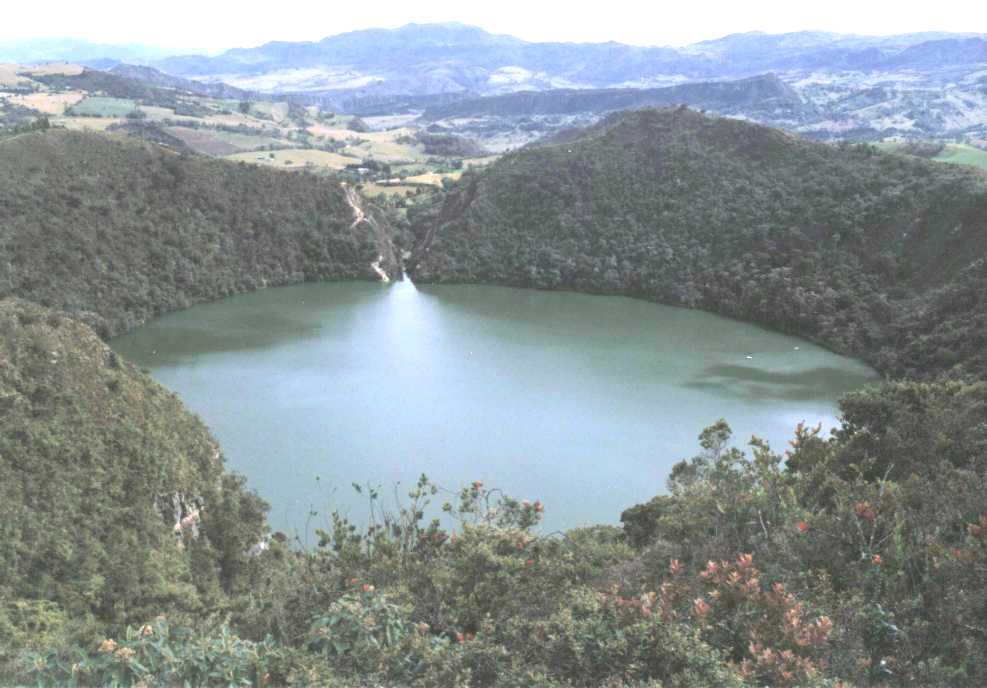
[3,19,987,688]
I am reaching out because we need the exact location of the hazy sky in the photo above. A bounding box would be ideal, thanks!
[2,0,984,53]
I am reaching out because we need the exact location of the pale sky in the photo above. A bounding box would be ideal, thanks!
[2,0,985,53]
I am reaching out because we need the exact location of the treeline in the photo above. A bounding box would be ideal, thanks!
[408,107,987,380]
[0,129,399,337]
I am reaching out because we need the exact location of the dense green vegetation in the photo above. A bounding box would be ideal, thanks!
[0,299,268,676]
[409,107,987,380]
[4,111,987,686]
[5,304,985,686]
[0,129,399,337]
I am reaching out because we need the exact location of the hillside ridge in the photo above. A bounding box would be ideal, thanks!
[409,107,987,379]
[0,129,400,337]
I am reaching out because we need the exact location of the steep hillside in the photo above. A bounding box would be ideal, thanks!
[0,298,268,663]
[0,129,400,337]
[409,107,987,379]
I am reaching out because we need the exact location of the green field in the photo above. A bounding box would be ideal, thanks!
[879,141,987,172]
[69,96,138,117]
[933,143,987,171]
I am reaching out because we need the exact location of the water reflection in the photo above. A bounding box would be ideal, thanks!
[685,364,878,401]
[111,282,878,533]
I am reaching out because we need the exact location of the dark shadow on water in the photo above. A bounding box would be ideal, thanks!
[111,283,384,366]
[684,364,877,402]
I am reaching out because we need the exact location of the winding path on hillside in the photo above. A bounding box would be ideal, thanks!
[342,183,391,283]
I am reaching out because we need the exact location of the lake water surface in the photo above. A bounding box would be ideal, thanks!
[112,280,877,534]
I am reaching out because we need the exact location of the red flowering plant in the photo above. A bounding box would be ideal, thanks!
[652,553,834,687]
[441,480,545,531]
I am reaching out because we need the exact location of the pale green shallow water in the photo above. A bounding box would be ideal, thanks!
[112,280,877,534]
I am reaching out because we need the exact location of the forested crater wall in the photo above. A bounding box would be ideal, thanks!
[0,130,400,338]
[409,107,987,380]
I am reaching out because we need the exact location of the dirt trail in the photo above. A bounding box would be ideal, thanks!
[342,183,391,283]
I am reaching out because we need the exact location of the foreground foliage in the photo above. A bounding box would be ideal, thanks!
[0,299,268,677]
[7,367,986,685]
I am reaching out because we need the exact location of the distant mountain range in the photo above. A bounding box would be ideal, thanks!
[6,24,984,97]
[4,24,986,143]
[0,38,172,65]
[142,24,987,96]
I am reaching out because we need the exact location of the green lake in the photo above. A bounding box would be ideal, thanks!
[111,280,877,534]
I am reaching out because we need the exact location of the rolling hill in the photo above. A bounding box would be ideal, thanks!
[409,107,987,379]
[0,129,400,337]
[421,74,808,120]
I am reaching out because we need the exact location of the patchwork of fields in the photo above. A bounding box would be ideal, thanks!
[0,62,495,208]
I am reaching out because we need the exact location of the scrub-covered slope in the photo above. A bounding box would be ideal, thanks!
[0,129,399,337]
[0,298,267,663]
[409,107,987,379]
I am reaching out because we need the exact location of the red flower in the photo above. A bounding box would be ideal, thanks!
[854,501,876,523]
[871,554,883,566]
[692,598,711,619]
[796,521,810,534]
[525,559,534,567]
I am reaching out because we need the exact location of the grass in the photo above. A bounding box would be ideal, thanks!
[18,62,84,77]
[933,144,987,171]
[166,127,288,156]
[225,148,360,170]
[140,105,178,121]
[7,92,85,115]
[53,116,125,131]
[250,101,290,122]
[361,183,425,197]
[402,171,462,186]
[878,141,987,172]
[308,124,426,163]
[69,96,137,117]
[0,65,31,88]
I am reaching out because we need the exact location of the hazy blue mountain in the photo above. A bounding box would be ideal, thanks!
[149,24,987,97]
[0,38,171,65]
[108,63,252,99]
